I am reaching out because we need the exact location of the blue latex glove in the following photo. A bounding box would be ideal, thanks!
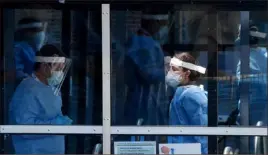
[54,116,73,125]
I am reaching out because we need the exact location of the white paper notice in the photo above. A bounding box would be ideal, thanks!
[159,143,201,154]
[114,141,156,154]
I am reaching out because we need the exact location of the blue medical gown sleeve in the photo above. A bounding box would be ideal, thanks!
[14,46,28,80]
[127,36,165,83]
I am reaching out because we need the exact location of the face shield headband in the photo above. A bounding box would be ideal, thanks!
[141,14,169,20]
[170,57,206,74]
[35,56,71,96]
[16,22,48,31]
[237,24,267,39]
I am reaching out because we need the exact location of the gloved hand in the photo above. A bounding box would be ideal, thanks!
[54,116,73,125]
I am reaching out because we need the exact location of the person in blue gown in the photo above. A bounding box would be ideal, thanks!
[167,52,208,154]
[236,23,267,153]
[9,44,72,154]
[14,17,47,84]
[124,10,171,127]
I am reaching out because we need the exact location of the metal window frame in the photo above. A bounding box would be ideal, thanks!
[0,126,266,136]
[0,3,268,155]
[239,11,251,154]
[102,4,111,154]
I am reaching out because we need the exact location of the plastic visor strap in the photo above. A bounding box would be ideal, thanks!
[170,57,206,74]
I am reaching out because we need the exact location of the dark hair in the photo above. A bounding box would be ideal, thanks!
[175,52,201,81]
[34,44,66,71]
[15,17,45,41]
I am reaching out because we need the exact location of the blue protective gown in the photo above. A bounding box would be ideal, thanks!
[14,42,37,80]
[9,76,66,154]
[124,29,167,126]
[236,47,267,153]
[236,47,267,125]
[169,85,208,154]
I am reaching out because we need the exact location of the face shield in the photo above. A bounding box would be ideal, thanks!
[170,57,206,74]
[16,21,48,50]
[236,24,267,44]
[165,57,206,88]
[35,56,72,96]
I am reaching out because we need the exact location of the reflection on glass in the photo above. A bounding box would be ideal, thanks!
[14,17,47,84]
[111,9,210,129]
[3,9,102,126]
[3,8,102,154]
[68,11,102,126]
[111,9,209,152]
[4,134,102,154]
[236,22,268,153]
[111,9,172,127]
[217,12,268,153]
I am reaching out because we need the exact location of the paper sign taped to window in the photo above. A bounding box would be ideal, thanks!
[159,143,201,154]
[114,141,156,154]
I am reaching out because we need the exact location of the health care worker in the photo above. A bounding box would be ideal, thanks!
[124,10,172,126]
[167,52,208,154]
[236,23,268,153]
[9,44,72,154]
[14,17,47,83]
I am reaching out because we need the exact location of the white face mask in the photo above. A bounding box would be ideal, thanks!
[153,25,169,45]
[165,71,182,88]
[48,71,64,86]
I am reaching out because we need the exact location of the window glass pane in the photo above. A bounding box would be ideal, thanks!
[110,4,268,129]
[112,135,268,154]
[110,4,210,128]
[3,133,101,154]
[217,10,268,128]
[2,7,102,126]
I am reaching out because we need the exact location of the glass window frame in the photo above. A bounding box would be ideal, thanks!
[0,2,267,154]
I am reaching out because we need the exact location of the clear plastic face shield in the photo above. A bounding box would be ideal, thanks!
[236,24,267,43]
[35,56,72,96]
[165,57,206,88]
[16,21,48,50]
